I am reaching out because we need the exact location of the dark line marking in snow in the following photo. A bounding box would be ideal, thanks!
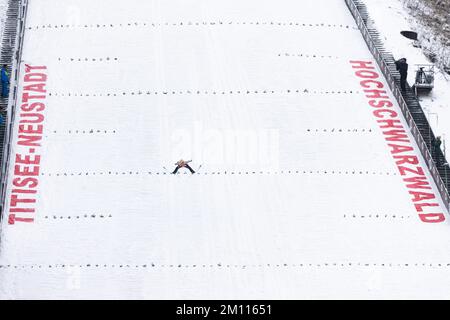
[28,22,359,31]
[0,263,447,269]
[44,214,112,220]
[57,57,119,62]
[39,170,398,177]
[306,128,374,133]
[343,214,412,219]
[278,53,341,59]
[47,89,361,98]
[46,129,117,135]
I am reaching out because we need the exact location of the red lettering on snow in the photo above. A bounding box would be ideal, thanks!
[10,194,36,206]
[419,213,445,223]
[24,73,47,82]
[13,177,38,188]
[19,112,44,123]
[388,144,414,155]
[403,176,431,190]
[22,92,46,103]
[364,89,389,99]
[349,60,375,69]
[394,155,419,166]
[10,207,35,213]
[349,61,446,223]
[377,119,403,129]
[14,164,40,176]
[409,191,436,202]
[23,83,46,93]
[15,153,40,165]
[8,214,34,225]
[21,102,45,112]
[415,203,439,212]
[24,64,47,72]
[8,65,47,224]
[355,70,379,79]
[373,109,397,118]
[360,79,384,89]
[17,135,41,147]
[369,99,393,108]
[18,124,43,135]
[398,165,425,176]
[382,129,410,143]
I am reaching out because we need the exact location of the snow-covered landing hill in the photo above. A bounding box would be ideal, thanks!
[0,0,450,299]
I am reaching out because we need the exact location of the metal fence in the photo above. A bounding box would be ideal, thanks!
[0,0,28,222]
[345,0,450,212]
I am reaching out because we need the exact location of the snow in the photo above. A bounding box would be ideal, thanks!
[0,0,450,299]
[363,0,450,157]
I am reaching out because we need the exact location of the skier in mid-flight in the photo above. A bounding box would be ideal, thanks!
[172,159,195,174]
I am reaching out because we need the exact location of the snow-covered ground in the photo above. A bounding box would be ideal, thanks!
[364,0,450,157]
[401,0,450,71]
[0,0,450,299]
